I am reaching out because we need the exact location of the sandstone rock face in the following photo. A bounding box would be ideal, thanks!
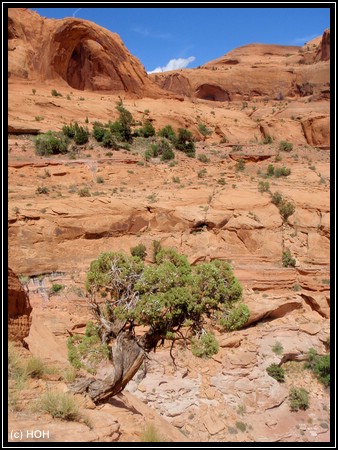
[8,268,32,342]
[152,34,330,102]
[8,8,164,97]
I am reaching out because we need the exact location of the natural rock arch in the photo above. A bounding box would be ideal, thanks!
[195,84,230,101]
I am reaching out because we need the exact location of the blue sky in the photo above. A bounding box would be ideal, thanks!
[31,6,331,73]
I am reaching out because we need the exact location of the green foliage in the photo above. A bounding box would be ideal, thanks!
[92,122,106,142]
[25,356,46,379]
[219,303,249,331]
[271,191,283,206]
[152,240,162,262]
[198,123,212,137]
[279,141,293,152]
[191,332,219,358]
[258,181,270,193]
[61,121,89,144]
[160,140,175,161]
[96,176,104,184]
[198,168,207,178]
[235,159,245,172]
[158,125,176,142]
[282,249,296,267]
[140,423,167,442]
[35,131,69,156]
[272,341,283,355]
[279,201,295,221]
[36,186,49,195]
[304,348,330,387]
[289,387,309,411]
[263,135,273,144]
[102,130,119,149]
[114,100,134,143]
[67,321,110,373]
[86,249,246,355]
[198,153,210,163]
[266,164,275,177]
[8,342,27,388]
[37,391,80,420]
[51,89,62,97]
[131,243,147,260]
[138,120,156,138]
[174,128,195,157]
[236,421,247,432]
[49,283,65,295]
[266,363,285,382]
[78,187,91,197]
[274,166,291,177]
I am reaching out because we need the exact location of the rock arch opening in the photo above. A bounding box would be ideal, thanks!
[195,84,230,101]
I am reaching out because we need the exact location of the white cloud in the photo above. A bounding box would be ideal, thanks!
[72,8,82,17]
[148,56,196,74]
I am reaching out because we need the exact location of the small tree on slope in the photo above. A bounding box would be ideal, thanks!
[70,248,248,403]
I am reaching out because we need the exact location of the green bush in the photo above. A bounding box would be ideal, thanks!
[160,140,175,161]
[67,321,110,373]
[282,249,296,267]
[131,244,147,260]
[219,303,249,331]
[271,191,283,206]
[266,164,275,177]
[263,135,273,144]
[191,332,219,358]
[198,153,210,163]
[62,122,77,138]
[102,130,119,149]
[35,131,69,156]
[279,141,293,152]
[235,421,247,432]
[174,128,195,157]
[51,89,62,97]
[50,283,65,295]
[289,387,309,411]
[274,167,291,177]
[73,124,89,145]
[138,120,156,138]
[92,122,106,142]
[36,186,49,195]
[37,391,80,420]
[272,341,283,355]
[258,181,270,193]
[26,356,46,379]
[304,348,330,387]
[158,125,176,142]
[279,201,295,221]
[235,159,245,172]
[78,187,91,197]
[198,123,212,137]
[266,363,285,382]
[114,100,134,143]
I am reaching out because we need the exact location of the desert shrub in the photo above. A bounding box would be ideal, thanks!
[174,128,195,157]
[279,201,295,221]
[158,125,176,142]
[198,153,210,163]
[96,176,104,184]
[152,240,162,262]
[304,348,330,387]
[235,159,245,172]
[67,321,110,373]
[266,164,275,177]
[141,423,167,442]
[114,100,134,143]
[160,140,175,161]
[266,363,285,382]
[282,249,296,267]
[92,122,106,142]
[279,141,293,152]
[232,145,243,152]
[62,122,77,138]
[274,166,291,177]
[236,421,247,432]
[73,124,89,145]
[198,123,212,137]
[198,168,207,178]
[25,356,46,379]
[258,181,270,193]
[191,332,219,358]
[138,120,156,138]
[49,283,65,295]
[35,131,69,156]
[63,366,77,383]
[36,186,49,195]
[102,130,119,149]
[263,135,273,144]
[289,387,309,411]
[8,342,27,387]
[37,391,80,420]
[51,89,62,97]
[219,303,249,331]
[272,341,283,355]
[271,191,283,206]
[78,187,91,197]
[130,243,147,260]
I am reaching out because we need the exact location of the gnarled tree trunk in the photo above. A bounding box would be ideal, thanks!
[70,331,145,403]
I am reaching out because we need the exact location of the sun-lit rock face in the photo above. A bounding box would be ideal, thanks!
[7,8,165,97]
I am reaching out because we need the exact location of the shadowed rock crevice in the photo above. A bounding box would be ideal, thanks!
[195,84,230,101]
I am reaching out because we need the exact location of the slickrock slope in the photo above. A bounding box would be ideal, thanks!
[8,268,32,342]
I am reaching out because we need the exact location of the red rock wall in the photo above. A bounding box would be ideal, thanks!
[8,267,32,342]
